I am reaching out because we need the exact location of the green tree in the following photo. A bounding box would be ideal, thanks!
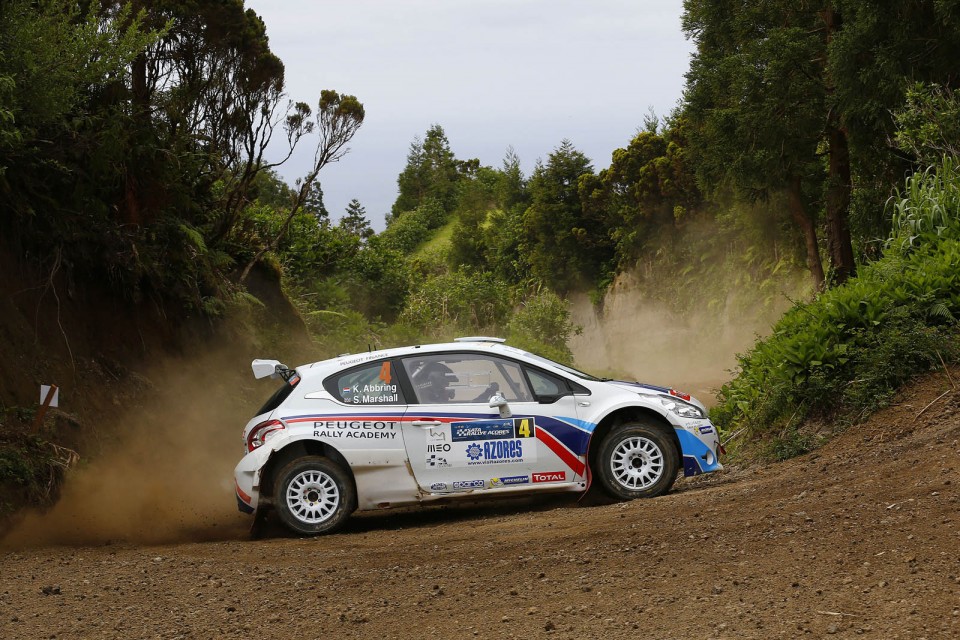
[392,124,460,218]
[449,166,500,269]
[523,140,596,291]
[578,118,703,269]
[683,0,828,289]
[340,198,374,240]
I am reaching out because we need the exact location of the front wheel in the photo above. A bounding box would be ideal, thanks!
[273,456,355,535]
[596,421,679,500]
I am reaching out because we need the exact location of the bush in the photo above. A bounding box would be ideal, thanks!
[714,158,960,457]
[506,290,580,365]
[398,270,511,336]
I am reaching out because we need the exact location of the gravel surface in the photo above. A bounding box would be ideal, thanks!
[2,374,958,639]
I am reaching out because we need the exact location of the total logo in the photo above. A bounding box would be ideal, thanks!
[452,479,485,490]
[532,471,565,483]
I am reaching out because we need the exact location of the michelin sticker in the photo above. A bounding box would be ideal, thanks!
[490,475,529,487]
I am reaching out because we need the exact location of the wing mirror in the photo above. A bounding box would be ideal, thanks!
[252,359,287,380]
[489,392,512,419]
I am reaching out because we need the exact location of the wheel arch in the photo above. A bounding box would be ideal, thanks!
[586,407,681,482]
[259,440,357,510]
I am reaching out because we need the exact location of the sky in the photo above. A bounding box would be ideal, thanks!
[245,0,695,230]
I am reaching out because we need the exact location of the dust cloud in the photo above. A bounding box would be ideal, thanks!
[569,269,808,406]
[0,348,276,548]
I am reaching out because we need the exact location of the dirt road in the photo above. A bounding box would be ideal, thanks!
[1,374,958,640]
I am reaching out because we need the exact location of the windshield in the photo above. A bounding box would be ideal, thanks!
[513,350,601,381]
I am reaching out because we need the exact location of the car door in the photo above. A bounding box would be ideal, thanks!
[398,352,585,493]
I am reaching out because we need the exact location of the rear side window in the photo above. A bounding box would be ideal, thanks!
[325,360,406,405]
[254,376,300,417]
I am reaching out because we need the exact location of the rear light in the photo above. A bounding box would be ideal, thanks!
[247,419,285,452]
[669,388,691,401]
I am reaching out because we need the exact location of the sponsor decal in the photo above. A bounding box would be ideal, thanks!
[451,419,515,442]
[490,475,529,488]
[512,417,536,438]
[314,430,397,440]
[427,443,451,453]
[532,471,565,483]
[313,420,399,440]
[429,482,448,491]
[337,352,389,367]
[313,420,397,430]
[465,443,483,460]
[698,425,714,435]
[452,479,485,490]
[426,455,450,468]
[428,429,447,441]
[457,438,535,466]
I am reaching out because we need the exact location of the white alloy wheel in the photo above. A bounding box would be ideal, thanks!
[609,435,664,490]
[285,468,340,525]
[273,456,355,535]
[596,421,679,500]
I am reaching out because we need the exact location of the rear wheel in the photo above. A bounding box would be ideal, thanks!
[273,456,354,535]
[596,421,679,500]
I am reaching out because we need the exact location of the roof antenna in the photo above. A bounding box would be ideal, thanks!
[368,343,371,353]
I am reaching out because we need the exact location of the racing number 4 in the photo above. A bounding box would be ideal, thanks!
[515,418,533,438]
[378,361,392,385]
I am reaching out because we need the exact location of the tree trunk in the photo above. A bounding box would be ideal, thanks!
[825,122,856,284]
[788,176,825,292]
[821,6,856,285]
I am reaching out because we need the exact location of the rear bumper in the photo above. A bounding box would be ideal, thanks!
[234,452,263,514]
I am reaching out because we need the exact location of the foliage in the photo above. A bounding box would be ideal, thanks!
[392,124,462,218]
[380,199,446,254]
[398,270,512,337]
[0,424,75,517]
[888,156,960,252]
[522,140,596,291]
[714,158,960,458]
[505,290,580,365]
[340,199,374,240]
[894,84,960,165]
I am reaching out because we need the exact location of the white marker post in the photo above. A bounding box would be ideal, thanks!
[33,384,59,433]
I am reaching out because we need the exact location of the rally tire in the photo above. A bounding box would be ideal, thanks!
[273,456,355,535]
[596,421,679,500]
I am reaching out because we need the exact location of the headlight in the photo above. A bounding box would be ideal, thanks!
[659,396,705,419]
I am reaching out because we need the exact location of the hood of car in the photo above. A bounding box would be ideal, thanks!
[605,380,672,394]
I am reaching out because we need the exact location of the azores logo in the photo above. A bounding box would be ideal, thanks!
[465,443,483,460]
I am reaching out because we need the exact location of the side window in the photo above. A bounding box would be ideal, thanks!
[324,360,405,405]
[402,354,534,404]
[525,368,569,399]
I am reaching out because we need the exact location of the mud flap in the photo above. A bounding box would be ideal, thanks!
[249,508,270,539]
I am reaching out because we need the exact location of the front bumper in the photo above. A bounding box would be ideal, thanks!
[675,422,723,476]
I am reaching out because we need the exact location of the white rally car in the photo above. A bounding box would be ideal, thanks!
[234,337,723,535]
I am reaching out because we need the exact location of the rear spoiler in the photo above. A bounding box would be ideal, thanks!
[251,359,298,382]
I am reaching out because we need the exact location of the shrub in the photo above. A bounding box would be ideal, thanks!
[506,290,581,365]
[714,158,960,457]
